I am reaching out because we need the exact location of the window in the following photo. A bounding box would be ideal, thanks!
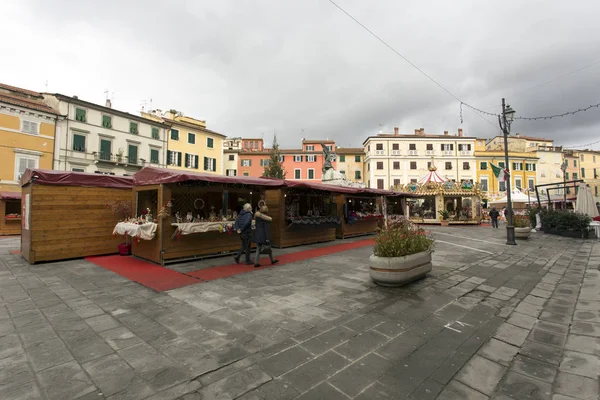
[228,155,235,161]
[528,179,535,191]
[150,149,159,164]
[324,145,332,151]
[377,179,384,190]
[564,160,568,167]
[294,169,301,179]
[207,137,214,148]
[426,144,433,151]
[129,122,138,135]
[427,161,432,169]
[525,163,535,171]
[376,144,384,150]
[243,172,249,176]
[72,134,86,152]
[355,171,361,180]
[480,178,488,192]
[204,157,216,172]
[409,144,416,150]
[498,162,505,168]
[392,144,399,150]
[480,162,487,170]
[581,168,585,178]
[260,159,269,167]
[184,153,198,169]
[565,172,569,179]
[376,162,384,170]
[574,160,577,167]
[151,127,160,140]
[75,108,86,122]
[393,179,401,187]
[167,150,182,166]
[226,169,237,176]
[499,181,506,192]
[170,129,179,140]
[306,155,316,162]
[306,145,314,151]
[463,162,470,170]
[410,179,417,184]
[355,155,361,162]
[445,162,452,170]
[22,120,39,135]
[102,115,112,128]
[595,186,598,197]
[515,178,522,190]
[128,145,138,165]
[393,161,400,170]
[99,139,111,161]
[513,162,523,171]
[188,133,196,144]
[581,154,584,161]
[72,168,85,172]
[279,155,285,162]
[458,144,472,151]
[340,170,346,176]
[15,155,38,180]
[308,169,315,179]
[595,168,598,178]
[294,155,302,162]
[410,162,417,170]
[241,159,251,167]
[441,144,454,151]
[339,155,345,162]
[594,156,597,162]
[573,172,578,179]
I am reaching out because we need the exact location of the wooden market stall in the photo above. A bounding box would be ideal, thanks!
[20,169,133,264]
[335,188,394,239]
[130,167,285,265]
[0,191,22,236]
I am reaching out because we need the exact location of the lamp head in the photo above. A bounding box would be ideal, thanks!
[504,104,516,122]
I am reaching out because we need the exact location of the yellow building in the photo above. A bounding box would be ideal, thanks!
[0,83,60,234]
[335,147,365,183]
[474,138,538,201]
[574,149,600,203]
[142,110,226,174]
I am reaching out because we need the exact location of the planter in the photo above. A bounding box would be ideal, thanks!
[369,251,432,287]
[515,227,531,239]
[118,243,131,256]
[440,220,449,227]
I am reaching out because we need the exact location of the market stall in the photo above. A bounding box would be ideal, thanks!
[394,166,483,225]
[0,191,22,236]
[335,188,393,239]
[131,167,285,265]
[20,169,133,264]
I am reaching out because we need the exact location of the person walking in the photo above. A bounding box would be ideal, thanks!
[234,203,253,265]
[253,205,278,268]
[489,207,500,228]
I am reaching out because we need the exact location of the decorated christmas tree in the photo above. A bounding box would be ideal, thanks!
[263,135,286,179]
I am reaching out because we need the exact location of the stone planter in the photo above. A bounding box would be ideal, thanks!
[440,220,449,227]
[515,227,531,239]
[369,251,432,287]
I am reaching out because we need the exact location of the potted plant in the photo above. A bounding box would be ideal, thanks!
[513,215,532,239]
[116,148,124,164]
[438,209,450,226]
[106,200,133,255]
[369,220,434,287]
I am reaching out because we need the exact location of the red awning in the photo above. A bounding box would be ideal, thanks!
[20,169,133,189]
[0,191,21,200]
[133,166,285,187]
[283,180,396,196]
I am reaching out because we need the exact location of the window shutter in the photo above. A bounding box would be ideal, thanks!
[167,150,172,165]
[440,144,444,150]
[520,163,523,170]
[194,155,199,169]
[450,144,454,150]
[177,152,182,166]
[204,157,208,170]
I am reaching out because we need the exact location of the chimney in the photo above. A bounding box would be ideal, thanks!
[444,131,448,136]
[414,129,419,135]
[515,132,520,137]
[394,127,399,136]
[105,99,112,108]
[419,128,425,136]
[458,128,463,137]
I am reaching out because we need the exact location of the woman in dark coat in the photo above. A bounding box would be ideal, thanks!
[253,205,278,267]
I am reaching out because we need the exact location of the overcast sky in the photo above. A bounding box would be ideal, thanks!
[2,0,599,149]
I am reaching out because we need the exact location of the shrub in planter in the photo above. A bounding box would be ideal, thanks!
[541,210,591,237]
[370,220,435,287]
[513,215,532,239]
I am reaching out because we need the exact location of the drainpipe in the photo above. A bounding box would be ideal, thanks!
[64,100,70,171]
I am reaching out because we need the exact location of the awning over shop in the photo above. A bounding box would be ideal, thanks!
[133,166,285,187]
[20,169,133,189]
[0,191,21,200]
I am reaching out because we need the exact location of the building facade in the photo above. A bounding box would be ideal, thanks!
[142,110,226,175]
[44,94,170,175]
[0,83,59,192]
[363,128,477,190]
[575,149,600,203]
[335,147,366,183]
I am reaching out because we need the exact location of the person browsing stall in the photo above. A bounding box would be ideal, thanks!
[234,203,253,265]
[253,205,279,268]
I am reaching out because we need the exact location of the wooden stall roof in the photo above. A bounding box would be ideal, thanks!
[133,166,286,187]
[0,192,21,200]
[20,169,133,189]
[283,180,397,196]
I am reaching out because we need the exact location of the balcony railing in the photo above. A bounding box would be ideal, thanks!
[93,153,146,167]
[425,150,435,155]
[408,150,418,155]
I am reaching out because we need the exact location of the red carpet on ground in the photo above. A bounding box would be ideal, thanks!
[85,255,200,292]
[10,250,20,255]
[188,238,374,281]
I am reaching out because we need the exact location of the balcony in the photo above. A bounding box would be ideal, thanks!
[374,150,385,155]
[408,150,418,156]
[442,150,454,156]
[425,150,435,156]
[459,151,472,156]
[93,153,147,167]
[391,150,401,156]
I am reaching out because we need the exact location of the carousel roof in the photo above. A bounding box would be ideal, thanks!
[418,166,446,184]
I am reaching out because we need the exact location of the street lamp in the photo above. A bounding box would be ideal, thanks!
[498,98,516,245]
[560,160,567,207]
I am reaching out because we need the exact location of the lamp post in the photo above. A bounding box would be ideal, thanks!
[560,160,567,208]
[498,98,516,245]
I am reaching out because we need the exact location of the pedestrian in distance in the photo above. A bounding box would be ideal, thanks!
[253,205,279,268]
[234,203,253,265]
[489,207,500,228]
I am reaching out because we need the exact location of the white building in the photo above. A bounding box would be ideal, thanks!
[223,137,242,176]
[43,94,170,175]
[363,128,477,189]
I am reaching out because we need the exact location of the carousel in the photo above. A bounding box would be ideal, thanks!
[393,165,483,225]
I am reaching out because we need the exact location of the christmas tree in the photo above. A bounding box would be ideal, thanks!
[263,134,286,179]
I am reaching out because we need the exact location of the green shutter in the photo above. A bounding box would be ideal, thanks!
[167,150,172,165]
[129,122,138,134]
[204,157,208,170]
[480,162,487,170]
[177,152,182,167]
[171,129,179,140]
[194,155,199,169]
[102,115,112,128]
[151,127,160,139]
[355,171,361,179]
[73,134,86,152]
[75,108,86,122]
[207,138,214,148]
[150,149,159,164]
[355,156,360,162]
[533,164,536,171]
[339,155,345,162]
[99,139,111,160]
[308,170,314,179]
[188,133,195,144]
[128,145,138,164]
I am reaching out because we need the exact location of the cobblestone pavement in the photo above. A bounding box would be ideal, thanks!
[0,227,598,399]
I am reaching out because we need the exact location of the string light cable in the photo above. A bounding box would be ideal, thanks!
[514,102,600,120]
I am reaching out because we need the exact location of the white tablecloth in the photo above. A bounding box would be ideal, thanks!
[113,222,157,240]
[172,221,234,235]
[590,221,600,242]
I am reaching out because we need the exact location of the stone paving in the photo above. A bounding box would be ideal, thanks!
[0,227,598,399]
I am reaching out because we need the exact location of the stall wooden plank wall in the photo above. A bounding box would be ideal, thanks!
[131,185,162,264]
[0,200,21,235]
[335,195,379,239]
[266,188,336,248]
[21,185,130,264]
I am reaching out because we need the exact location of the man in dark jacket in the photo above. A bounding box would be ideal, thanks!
[234,203,253,265]
[489,207,500,228]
